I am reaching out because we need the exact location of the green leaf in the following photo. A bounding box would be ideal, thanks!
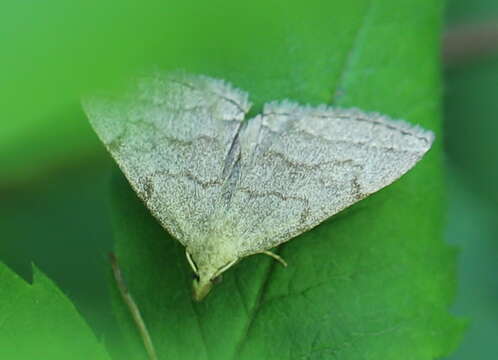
[0,165,115,335]
[107,1,464,359]
[0,263,110,360]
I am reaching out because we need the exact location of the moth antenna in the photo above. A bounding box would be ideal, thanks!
[109,253,158,360]
[259,250,288,267]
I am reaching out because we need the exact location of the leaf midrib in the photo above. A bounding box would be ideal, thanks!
[227,2,375,358]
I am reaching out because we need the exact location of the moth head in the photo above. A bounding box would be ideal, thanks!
[186,250,237,301]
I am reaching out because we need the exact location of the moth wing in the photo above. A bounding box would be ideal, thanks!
[83,73,251,247]
[229,102,434,255]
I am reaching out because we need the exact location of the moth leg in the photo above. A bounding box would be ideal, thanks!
[185,250,199,274]
[260,250,288,267]
[109,253,158,360]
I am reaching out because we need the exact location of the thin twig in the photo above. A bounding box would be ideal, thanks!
[109,253,158,360]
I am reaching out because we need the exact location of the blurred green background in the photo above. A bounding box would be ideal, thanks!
[0,0,496,358]
[444,0,498,358]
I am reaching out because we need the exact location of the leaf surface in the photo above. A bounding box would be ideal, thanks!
[107,1,464,359]
[0,263,110,360]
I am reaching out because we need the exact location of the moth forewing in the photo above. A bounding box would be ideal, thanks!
[84,72,434,301]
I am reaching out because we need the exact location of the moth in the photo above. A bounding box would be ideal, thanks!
[84,72,434,302]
